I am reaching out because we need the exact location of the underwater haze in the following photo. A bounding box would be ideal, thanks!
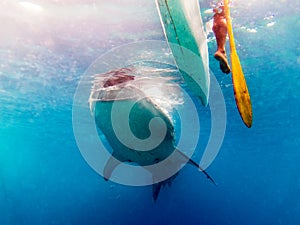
[0,0,300,224]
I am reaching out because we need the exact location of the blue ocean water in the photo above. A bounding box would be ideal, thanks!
[0,0,299,225]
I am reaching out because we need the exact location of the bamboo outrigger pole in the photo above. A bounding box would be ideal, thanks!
[224,0,253,128]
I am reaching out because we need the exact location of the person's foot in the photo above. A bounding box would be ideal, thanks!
[214,51,231,74]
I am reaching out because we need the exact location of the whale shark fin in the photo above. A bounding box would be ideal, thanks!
[187,158,217,186]
[176,149,217,186]
[103,155,122,181]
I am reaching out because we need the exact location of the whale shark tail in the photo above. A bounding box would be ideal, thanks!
[152,182,162,201]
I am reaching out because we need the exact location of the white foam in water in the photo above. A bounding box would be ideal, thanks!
[18,1,44,13]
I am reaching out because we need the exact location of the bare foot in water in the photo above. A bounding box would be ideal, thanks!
[212,5,231,74]
[214,51,231,74]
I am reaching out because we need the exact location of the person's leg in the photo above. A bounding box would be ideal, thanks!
[213,16,231,74]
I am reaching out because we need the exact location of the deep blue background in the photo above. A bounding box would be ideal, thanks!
[0,0,299,224]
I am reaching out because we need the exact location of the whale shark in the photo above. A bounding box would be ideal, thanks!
[89,67,216,201]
